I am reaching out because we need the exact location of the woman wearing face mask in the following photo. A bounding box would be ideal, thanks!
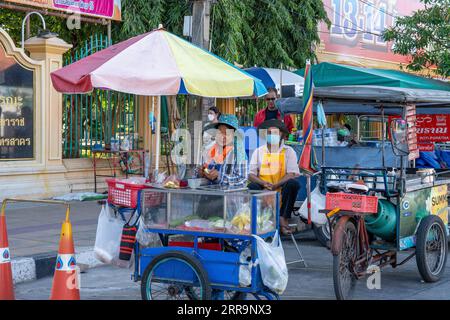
[248,119,301,235]
[202,107,221,163]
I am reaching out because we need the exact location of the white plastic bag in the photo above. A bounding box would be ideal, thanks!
[94,205,124,264]
[254,231,288,294]
[238,246,252,287]
[136,216,162,247]
[299,186,327,225]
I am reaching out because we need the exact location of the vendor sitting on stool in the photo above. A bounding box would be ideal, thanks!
[248,119,300,235]
[199,114,247,186]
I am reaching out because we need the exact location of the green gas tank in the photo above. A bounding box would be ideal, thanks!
[364,199,397,241]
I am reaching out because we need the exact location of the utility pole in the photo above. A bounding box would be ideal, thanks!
[189,0,215,167]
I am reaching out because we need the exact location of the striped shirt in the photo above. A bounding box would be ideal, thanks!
[204,145,248,187]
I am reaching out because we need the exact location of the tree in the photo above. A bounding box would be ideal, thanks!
[383,0,450,78]
[0,0,329,69]
[211,0,330,68]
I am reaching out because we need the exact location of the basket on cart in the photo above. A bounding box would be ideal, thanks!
[106,178,146,208]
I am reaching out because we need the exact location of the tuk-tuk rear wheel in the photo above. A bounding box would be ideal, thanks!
[416,215,448,283]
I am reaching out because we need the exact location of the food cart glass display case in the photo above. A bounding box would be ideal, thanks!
[140,188,278,236]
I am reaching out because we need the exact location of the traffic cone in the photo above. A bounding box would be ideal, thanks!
[0,214,14,300]
[50,209,80,300]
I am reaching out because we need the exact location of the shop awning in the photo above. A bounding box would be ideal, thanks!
[295,62,450,91]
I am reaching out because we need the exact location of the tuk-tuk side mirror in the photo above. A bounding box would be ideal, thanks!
[390,119,409,156]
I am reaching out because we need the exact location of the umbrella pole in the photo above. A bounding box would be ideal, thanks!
[154,96,162,179]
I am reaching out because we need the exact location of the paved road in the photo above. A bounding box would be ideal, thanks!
[15,235,450,300]
[6,201,100,257]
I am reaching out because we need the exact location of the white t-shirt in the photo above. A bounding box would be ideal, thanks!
[249,142,300,176]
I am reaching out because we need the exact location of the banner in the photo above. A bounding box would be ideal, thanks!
[319,0,424,67]
[389,114,450,151]
[4,0,122,21]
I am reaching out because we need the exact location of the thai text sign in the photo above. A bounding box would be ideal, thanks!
[0,44,34,160]
[389,114,450,151]
[4,0,122,21]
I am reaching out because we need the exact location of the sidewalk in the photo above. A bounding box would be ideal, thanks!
[5,200,102,283]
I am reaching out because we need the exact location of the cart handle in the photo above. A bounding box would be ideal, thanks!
[327,208,341,218]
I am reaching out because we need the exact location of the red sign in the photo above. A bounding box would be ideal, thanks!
[389,114,450,151]
[319,0,424,66]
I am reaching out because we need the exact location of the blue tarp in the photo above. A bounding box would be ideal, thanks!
[416,150,450,168]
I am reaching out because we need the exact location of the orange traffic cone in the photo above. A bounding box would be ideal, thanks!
[50,209,80,300]
[0,213,14,300]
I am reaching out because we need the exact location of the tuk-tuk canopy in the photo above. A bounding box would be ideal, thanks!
[293,62,450,104]
[295,62,450,91]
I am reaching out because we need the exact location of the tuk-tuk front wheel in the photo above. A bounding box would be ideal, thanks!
[332,218,358,300]
[416,215,448,283]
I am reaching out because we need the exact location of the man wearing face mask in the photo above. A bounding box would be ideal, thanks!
[253,87,294,133]
[248,119,300,235]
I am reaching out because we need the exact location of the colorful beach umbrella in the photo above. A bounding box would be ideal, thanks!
[244,67,304,97]
[51,27,267,98]
[299,61,318,173]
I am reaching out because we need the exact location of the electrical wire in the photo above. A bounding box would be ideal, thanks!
[357,0,397,18]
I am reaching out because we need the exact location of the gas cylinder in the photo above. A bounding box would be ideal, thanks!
[364,199,397,241]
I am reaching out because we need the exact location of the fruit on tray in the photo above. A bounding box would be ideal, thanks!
[231,213,251,231]
[164,181,179,188]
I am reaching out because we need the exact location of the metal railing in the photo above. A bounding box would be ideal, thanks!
[62,34,140,159]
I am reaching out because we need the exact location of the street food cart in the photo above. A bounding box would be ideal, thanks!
[105,179,281,300]
[132,185,280,300]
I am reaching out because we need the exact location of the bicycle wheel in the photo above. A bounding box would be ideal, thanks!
[332,219,357,300]
[416,215,448,282]
[141,251,211,300]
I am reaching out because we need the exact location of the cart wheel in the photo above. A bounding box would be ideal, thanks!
[313,223,331,248]
[333,219,357,300]
[141,251,211,300]
[252,289,279,300]
[416,215,448,283]
[185,287,246,300]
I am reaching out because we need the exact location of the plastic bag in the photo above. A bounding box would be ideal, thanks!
[254,231,288,294]
[94,205,124,264]
[239,246,252,287]
[299,186,327,225]
[136,216,162,248]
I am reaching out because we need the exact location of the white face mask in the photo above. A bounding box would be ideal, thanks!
[208,114,215,122]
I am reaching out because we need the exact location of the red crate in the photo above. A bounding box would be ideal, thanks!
[168,241,222,251]
[325,192,378,213]
[106,178,146,208]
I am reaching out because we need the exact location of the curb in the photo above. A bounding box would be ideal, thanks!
[11,247,103,285]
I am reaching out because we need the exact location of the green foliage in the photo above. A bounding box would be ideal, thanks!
[383,0,450,77]
[0,0,329,69]
[211,0,330,68]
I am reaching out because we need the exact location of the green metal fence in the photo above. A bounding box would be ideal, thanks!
[62,35,139,159]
